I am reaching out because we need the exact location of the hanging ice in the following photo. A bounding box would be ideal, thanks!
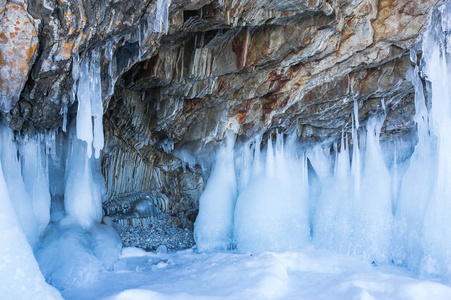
[75,50,104,159]
[153,0,172,34]
[312,135,353,255]
[36,123,120,291]
[392,66,437,270]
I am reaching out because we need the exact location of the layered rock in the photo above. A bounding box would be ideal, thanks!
[0,0,444,229]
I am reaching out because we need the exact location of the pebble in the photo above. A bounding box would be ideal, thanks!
[119,219,195,250]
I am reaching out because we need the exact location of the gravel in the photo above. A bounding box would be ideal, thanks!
[119,219,195,250]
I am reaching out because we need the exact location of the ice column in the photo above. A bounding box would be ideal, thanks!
[234,134,310,253]
[392,66,437,270]
[312,135,353,254]
[351,116,393,263]
[418,2,451,278]
[19,134,52,238]
[194,134,237,252]
[0,157,63,300]
[0,126,39,248]
[64,126,104,229]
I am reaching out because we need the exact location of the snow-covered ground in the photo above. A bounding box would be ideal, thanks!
[62,247,451,300]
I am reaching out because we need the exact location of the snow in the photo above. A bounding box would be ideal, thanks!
[61,247,451,300]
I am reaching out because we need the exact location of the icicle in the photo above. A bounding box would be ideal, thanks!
[71,52,79,105]
[74,50,104,159]
[19,134,51,238]
[62,104,68,133]
[90,50,104,159]
[76,56,93,158]
[138,24,142,61]
[353,99,360,129]
[153,0,172,34]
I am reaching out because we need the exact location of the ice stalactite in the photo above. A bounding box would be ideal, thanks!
[153,0,172,34]
[75,50,104,159]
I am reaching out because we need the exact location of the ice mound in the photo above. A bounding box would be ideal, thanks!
[36,219,122,291]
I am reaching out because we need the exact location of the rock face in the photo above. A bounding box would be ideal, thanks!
[0,0,444,229]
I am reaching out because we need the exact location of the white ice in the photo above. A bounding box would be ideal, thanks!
[0,138,62,300]
[153,0,172,34]
[75,50,104,159]
[234,134,310,253]
[64,123,105,229]
[194,134,237,252]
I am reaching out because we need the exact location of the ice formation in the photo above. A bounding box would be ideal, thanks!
[0,154,63,300]
[75,50,104,159]
[0,48,116,294]
[3,0,451,297]
[194,0,451,281]
[233,134,310,253]
[64,125,105,228]
[0,126,40,248]
[194,134,237,251]
[153,0,172,33]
